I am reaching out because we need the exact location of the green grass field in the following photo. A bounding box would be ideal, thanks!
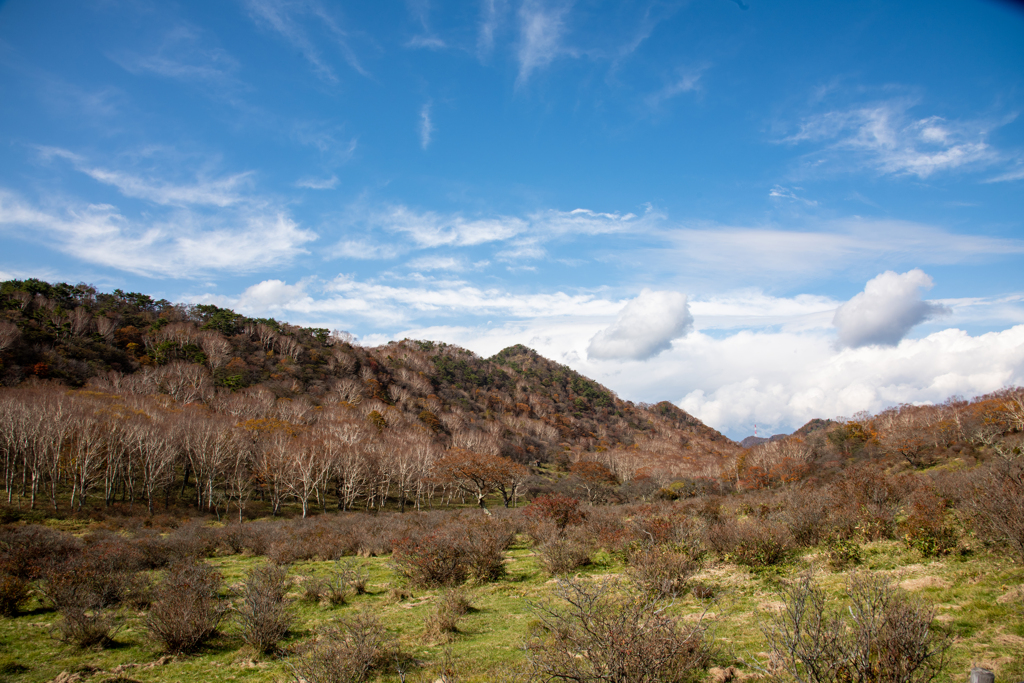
[1,526,1022,683]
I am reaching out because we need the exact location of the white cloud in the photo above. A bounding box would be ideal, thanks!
[516,0,571,87]
[243,0,366,82]
[112,25,240,84]
[654,219,1024,284]
[690,291,839,331]
[676,325,1024,437]
[83,167,253,207]
[588,289,693,361]
[768,185,817,206]
[785,98,999,178]
[296,175,338,190]
[419,102,434,150]
[0,190,316,278]
[833,269,949,348]
[406,255,467,272]
[187,277,1024,439]
[38,145,255,208]
[645,66,704,108]
[477,0,504,59]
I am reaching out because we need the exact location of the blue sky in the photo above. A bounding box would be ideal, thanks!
[1,0,1023,438]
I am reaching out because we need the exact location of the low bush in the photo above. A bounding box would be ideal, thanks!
[392,529,469,588]
[524,494,587,530]
[0,572,29,616]
[52,604,121,649]
[582,506,633,553]
[425,589,472,642]
[146,560,225,654]
[780,487,831,547]
[291,612,401,683]
[707,517,793,568]
[537,527,594,576]
[626,543,701,598]
[961,458,1024,562]
[762,571,949,683]
[824,536,862,571]
[392,514,512,588]
[235,563,292,654]
[524,577,714,683]
[315,560,370,606]
[0,524,80,580]
[901,487,958,557]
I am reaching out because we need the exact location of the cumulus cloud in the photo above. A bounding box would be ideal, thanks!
[588,289,693,361]
[675,325,1024,437]
[833,269,949,348]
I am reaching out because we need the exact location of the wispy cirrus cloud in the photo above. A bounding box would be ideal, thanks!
[783,97,1001,178]
[243,0,367,82]
[419,102,434,150]
[477,0,506,59]
[406,0,447,49]
[296,175,338,190]
[650,218,1024,284]
[644,66,705,109]
[36,146,253,208]
[0,190,316,278]
[111,25,240,85]
[516,0,573,87]
[327,204,654,262]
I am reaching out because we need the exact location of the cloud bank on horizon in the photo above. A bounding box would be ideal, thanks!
[0,0,1022,439]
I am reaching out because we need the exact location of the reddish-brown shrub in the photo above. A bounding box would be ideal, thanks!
[391,513,512,587]
[291,612,401,683]
[524,494,586,529]
[0,573,29,616]
[146,560,225,654]
[525,577,714,682]
[235,563,292,654]
[537,526,594,576]
[826,466,910,541]
[961,458,1024,562]
[583,506,633,553]
[780,487,831,547]
[763,571,948,683]
[706,517,793,567]
[0,524,80,580]
[626,544,702,598]
[900,486,958,557]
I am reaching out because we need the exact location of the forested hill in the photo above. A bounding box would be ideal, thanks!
[0,278,739,486]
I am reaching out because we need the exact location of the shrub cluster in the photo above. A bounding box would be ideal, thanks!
[391,513,513,587]
[291,612,402,683]
[234,563,292,654]
[524,577,714,683]
[762,571,949,683]
[146,560,225,654]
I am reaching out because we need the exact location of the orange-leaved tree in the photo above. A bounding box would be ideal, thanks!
[432,447,529,508]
